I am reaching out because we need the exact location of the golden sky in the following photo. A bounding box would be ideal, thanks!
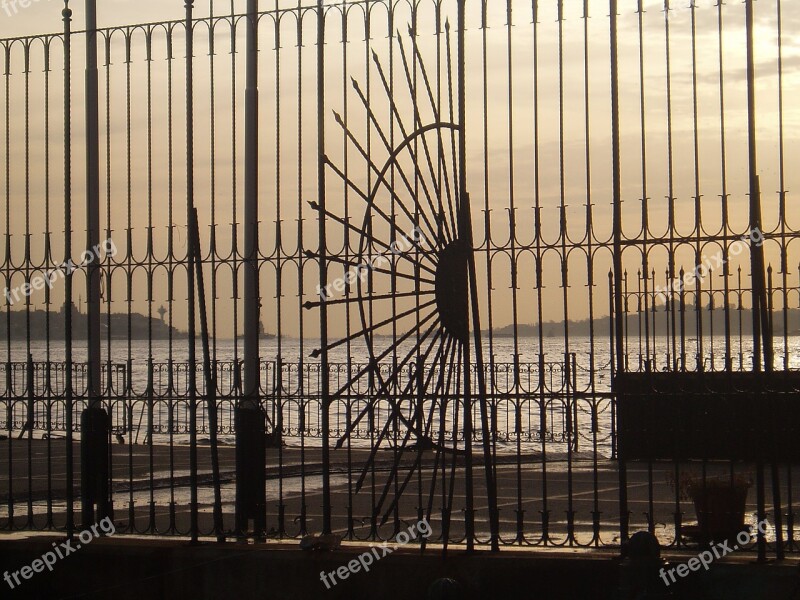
[0,0,798,340]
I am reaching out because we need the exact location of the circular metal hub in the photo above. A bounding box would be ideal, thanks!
[435,239,469,344]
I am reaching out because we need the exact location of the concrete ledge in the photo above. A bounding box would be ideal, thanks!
[0,536,797,599]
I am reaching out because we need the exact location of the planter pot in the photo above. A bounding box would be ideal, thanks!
[690,484,749,544]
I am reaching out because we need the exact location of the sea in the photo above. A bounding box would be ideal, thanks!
[2,335,798,456]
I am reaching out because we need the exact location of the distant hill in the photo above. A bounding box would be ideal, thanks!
[488,307,800,338]
[0,302,185,340]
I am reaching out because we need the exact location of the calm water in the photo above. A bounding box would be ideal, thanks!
[2,334,798,384]
[2,335,798,456]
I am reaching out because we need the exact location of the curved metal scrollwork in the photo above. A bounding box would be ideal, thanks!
[310,19,500,549]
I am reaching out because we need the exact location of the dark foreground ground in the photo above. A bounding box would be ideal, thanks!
[0,534,798,600]
[2,438,800,598]
[5,438,800,547]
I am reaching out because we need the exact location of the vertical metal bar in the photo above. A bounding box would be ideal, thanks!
[145,20,156,534]
[26,354,33,525]
[745,0,769,562]
[610,1,623,373]
[85,0,101,415]
[458,0,499,552]
[271,0,286,537]
[582,0,601,546]
[609,0,628,544]
[243,2,260,411]
[185,0,199,544]
[62,0,76,540]
[623,270,629,369]
[340,0,353,542]
[608,271,616,460]
[166,23,178,535]
[663,1,678,368]
[364,3,376,541]
[317,0,332,536]
[556,0,575,545]
[531,0,550,545]
[81,0,110,530]
[411,2,423,539]
[635,1,650,372]
[690,0,704,370]
[776,0,789,372]
[297,0,308,538]
[190,207,224,542]
[22,20,33,530]
[388,4,399,540]
[777,0,794,553]
[103,25,116,529]
[745,1,771,374]
[456,0,474,553]
[44,46,54,529]
[236,0,266,539]
[768,265,785,559]
[229,0,239,399]
[499,0,519,545]
[717,0,732,370]
[3,32,12,533]
[208,0,218,373]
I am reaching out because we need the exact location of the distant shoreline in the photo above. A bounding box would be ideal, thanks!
[0,303,282,341]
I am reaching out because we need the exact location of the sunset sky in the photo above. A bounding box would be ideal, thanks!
[0,0,797,341]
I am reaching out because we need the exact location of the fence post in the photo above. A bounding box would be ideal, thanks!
[236,0,267,540]
[84,0,101,420]
[81,0,111,530]
[62,0,77,540]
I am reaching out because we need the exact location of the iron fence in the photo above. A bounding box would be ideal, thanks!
[1,0,799,554]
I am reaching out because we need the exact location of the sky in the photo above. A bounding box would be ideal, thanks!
[0,0,798,342]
